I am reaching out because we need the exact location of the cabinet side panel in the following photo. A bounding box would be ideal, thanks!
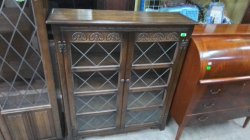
[6,114,31,140]
[170,39,201,125]
[0,114,11,140]
[33,110,56,139]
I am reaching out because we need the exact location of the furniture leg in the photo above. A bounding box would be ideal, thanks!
[243,117,250,128]
[175,126,185,140]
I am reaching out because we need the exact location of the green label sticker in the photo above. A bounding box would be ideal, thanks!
[181,33,187,37]
[207,66,211,70]
[17,0,24,2]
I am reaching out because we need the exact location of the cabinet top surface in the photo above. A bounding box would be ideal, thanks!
[193,24,250,36]
[46,8,197,25]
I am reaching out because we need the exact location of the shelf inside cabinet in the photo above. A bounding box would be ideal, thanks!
[77,113,116,132]
[127,90,165,109]
[0,79,49,110]
[132,42,177,65]
[71,53,120,69]
[73,71,119,94]
[75,94,117,115]
[71,42,121,69]
[129,68,171,90]
[125,109,161,127]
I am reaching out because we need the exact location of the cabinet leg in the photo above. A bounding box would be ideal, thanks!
[243,117,250,128]
[175,126,184,140]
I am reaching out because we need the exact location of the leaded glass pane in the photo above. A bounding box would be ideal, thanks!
[71,43,121,68]
[133,42,177,65]
[126,109,160,126]
[128,90,165,109]
[0,0,49,110]
[75,94,117,114]
[73,71,119,93]
[77,114,116,132]
[130,68,171,89]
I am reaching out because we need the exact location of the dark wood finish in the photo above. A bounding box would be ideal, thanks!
[243,117,250,128]
[47,9,196,139]
[3,109,58,140]
[0,114,11,140]
[170,24,250,140]
[4,113,34,140]
[32,0,62,139]
[46,9,196,25]
[193,24,250,36]
[186,106,250,127]
[95,0,135,10]
[199,76,250,84]
[241,2,250,23]
[51,25,73,139]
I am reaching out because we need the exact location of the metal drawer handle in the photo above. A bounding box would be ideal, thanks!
[198,116,208,121]
[203,103,215,108]
[126,79,130,82]
[210,89,221,94]
[121,79,125,83]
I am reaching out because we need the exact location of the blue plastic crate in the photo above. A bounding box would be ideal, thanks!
[160,6,199,22]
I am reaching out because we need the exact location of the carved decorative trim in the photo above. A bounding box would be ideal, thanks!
[137,33,150,41]
[69,32,122,42]
[72,32,87,41]
[152,33,165,41]
[107,33,122,41]
[136,32,179,42]
[89,32,104,41]
[166,32,179,40]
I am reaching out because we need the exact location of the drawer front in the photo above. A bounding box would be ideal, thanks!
[4,113,33,140]
[186,107,250,127]
[234,82,250,107]
[189,98,235,114]
[193,82,244,101]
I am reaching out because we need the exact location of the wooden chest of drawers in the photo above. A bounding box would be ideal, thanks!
[170,24,250,140]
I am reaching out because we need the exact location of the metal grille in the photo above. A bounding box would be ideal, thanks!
[77,114,116,132]
[128,90,165,109]
[75,94,117,114]
[142,0,185,11]
[133,42,177,65]
[71,43,121,68]
[0,0,49,110]
[73,71,118,93]
[126,109,160,126]
[130,68,171,89]
[143,0,162,10]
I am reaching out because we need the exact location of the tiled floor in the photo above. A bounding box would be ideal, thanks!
[85,117,250,140]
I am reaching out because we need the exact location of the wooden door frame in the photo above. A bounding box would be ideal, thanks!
[52,25,73,140]
[58,30,130,137]
[120,31,183,129]
[32,0,62,139]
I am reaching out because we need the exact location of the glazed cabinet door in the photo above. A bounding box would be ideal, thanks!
[0,0,62,139]
[61,31,128,135]
[121,32,182,128]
